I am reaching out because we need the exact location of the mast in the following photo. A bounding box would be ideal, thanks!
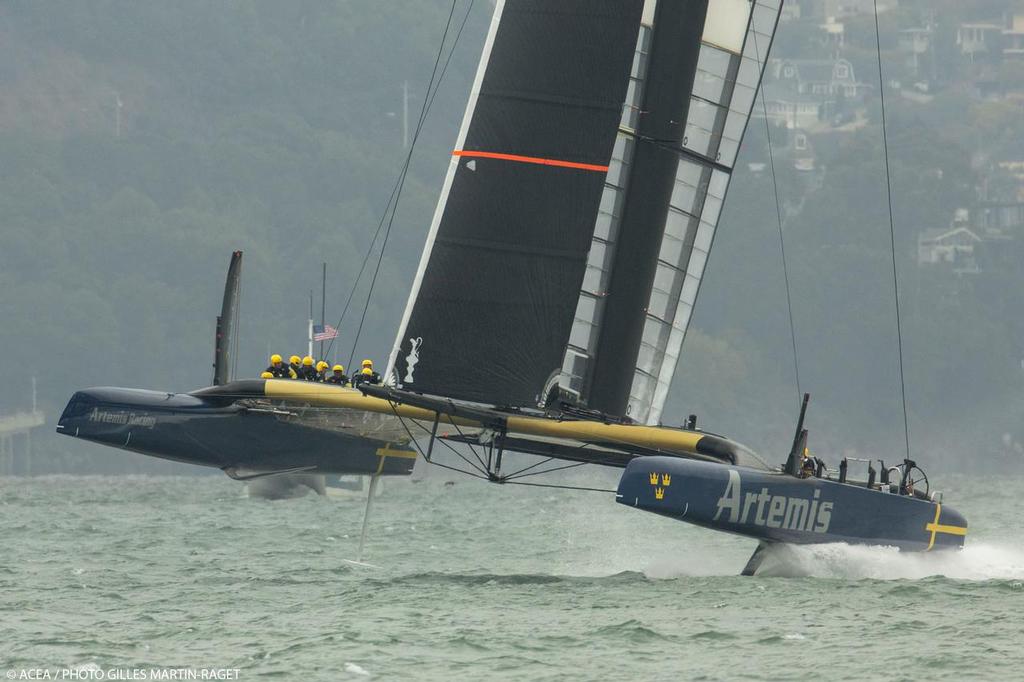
[585,1,711,418]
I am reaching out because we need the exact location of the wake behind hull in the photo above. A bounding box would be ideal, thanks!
[617,456,967,552]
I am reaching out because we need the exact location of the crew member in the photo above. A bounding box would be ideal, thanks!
[288,355,303,379]
[351,366,380,388]
[265,354,290,378]
[315,360,330,382]
[800,447,816,479]
[325,364,348,385]
[355,359,381,385]
[301,356,317,381]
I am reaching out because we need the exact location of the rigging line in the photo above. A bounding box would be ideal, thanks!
[322,179,400,361]
[384,393,493,475]
[426,457,491,481]
[448,417,491,474]
[751,24,801,405]
[496,440,599,479]
[346,0,475,369]
[388,404,491,481]
[873,0,912,459]
[385,399,491,478]
[500,455,559,479]
[324,0,472,363]
[502,480,616,494]
[503,460,591,482]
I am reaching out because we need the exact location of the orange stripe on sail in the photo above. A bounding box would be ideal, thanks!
[452,150,609,172]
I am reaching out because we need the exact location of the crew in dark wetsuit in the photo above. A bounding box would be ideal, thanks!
[324,364,348,385]
[800,448,816,479]
[351,365,381,388]
[315,361,329,382]
[264,354,292,378]
[288,355,303,379]
[300,356,317,381]
[351,359,381,387]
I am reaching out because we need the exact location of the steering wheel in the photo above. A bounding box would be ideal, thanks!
[902,465,929,497]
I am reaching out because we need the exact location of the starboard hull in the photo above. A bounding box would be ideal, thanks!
[617,456,967,551]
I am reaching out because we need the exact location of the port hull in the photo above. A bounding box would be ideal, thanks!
[57,387,415,476]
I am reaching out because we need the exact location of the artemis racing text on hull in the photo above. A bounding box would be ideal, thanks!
[617,457,967,552]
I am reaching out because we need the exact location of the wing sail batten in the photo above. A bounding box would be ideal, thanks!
[562,0,784,424]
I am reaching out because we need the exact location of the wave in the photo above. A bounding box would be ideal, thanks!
[757,542,1024,580]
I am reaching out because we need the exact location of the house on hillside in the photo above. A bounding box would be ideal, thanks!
[899,26,934,80]
[760,58,868,129]
[820,16,845,48]
[958,23,1004,61]
[771,58,865,99]
[977,201,1024,230]
[917,226,982,273]
[958,12,1024,62]
[760,90,829,129]
[1006,12,1024,60]
[802,0,899,19]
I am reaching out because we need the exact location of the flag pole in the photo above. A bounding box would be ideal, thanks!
[307,290,314,359]
[320,262,327,361]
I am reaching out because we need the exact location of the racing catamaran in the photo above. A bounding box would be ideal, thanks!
[196,0,966,572]
[58,0,967,572]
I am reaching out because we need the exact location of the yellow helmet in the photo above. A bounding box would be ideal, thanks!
[316,361,329,371]
[361,367,373,375]
[270,354,282,364]
[302,356,314,366]
[362,359,373,367]
[260,371,273,379]
[332,365,344,372]
[290,355,301,365]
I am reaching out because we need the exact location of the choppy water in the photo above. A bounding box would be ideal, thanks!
[2,469,1023,680]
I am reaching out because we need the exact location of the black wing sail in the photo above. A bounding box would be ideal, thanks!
[389,0,645,407]
[212,250,243,386]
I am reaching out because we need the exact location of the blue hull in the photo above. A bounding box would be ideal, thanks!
[617,456,966,551]
[57,385,415,477]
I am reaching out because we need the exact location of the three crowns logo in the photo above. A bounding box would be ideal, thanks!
[648,472,672,500]
[649,472,672,487]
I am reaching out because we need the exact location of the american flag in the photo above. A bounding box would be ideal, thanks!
[313,324,339,341]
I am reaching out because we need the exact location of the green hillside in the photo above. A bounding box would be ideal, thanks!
[2,1,1023,473]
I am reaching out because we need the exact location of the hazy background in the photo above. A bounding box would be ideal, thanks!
[3,0,1024,474]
